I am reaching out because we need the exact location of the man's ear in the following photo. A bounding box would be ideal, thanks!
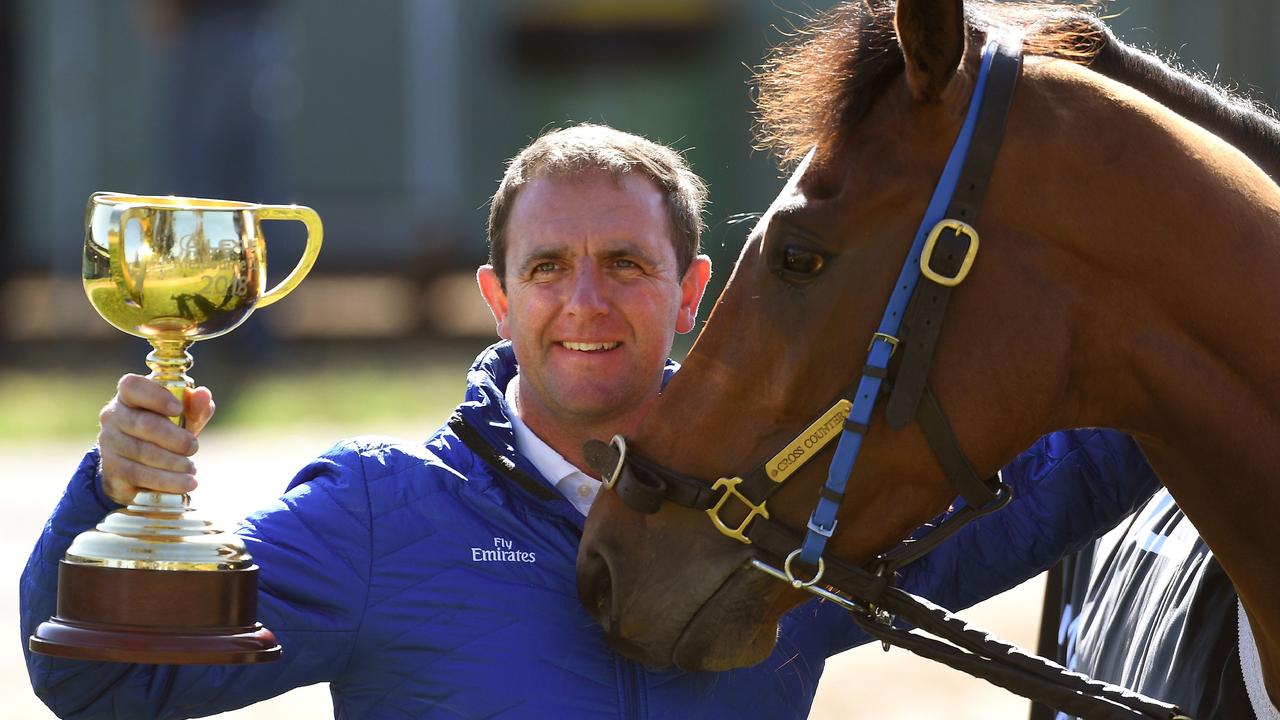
[676,255,713,335]
[895,0,967,102]
[476,265,511,339]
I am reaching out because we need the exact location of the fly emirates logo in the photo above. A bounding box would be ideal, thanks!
[471,536,537,563]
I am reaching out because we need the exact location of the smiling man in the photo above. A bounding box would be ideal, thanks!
[477,155,709,474]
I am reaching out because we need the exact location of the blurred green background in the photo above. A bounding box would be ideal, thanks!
[4,0,1280,446]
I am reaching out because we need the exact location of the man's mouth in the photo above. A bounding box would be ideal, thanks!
[560,341,620,352]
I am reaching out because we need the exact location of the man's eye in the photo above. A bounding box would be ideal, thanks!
[532,262,559,274]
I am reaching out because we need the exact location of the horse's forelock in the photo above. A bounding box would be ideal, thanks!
[754,2,1115,163]
[754,2,898,167]
[754,1,1280,169]
[756,1,1280,180]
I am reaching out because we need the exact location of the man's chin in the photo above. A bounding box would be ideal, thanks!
[543,383,654,426]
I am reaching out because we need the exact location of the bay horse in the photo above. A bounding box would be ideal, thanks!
[576,0,1280,710]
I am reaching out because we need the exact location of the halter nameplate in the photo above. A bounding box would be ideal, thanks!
[763,399,853,483]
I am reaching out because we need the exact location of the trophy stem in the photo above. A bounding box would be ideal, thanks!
[140,339,194,511]
[145,339,194,419]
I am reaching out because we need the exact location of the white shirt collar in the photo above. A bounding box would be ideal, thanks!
[505,375,601,516]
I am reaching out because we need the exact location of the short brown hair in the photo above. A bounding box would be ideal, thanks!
[487,124,706,284]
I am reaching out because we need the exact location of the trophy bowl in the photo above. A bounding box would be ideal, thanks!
[29,192,323,664]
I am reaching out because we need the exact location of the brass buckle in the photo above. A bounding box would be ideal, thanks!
[706,476,768,545]
[867,332,899,355]
[920,219,980,287]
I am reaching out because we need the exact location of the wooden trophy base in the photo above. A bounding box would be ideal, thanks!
[29,561,281,664]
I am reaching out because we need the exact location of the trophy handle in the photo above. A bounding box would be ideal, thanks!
[255,205,323,308]
[110,205,149,307]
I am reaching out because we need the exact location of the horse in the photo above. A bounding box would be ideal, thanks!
[575,0,1280,711]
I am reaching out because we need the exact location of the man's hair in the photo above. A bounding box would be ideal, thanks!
[487,124,707,284]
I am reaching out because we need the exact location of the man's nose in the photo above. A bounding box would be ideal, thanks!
[566,265,609,316]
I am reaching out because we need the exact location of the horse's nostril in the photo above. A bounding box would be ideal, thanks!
[594,571,612,617]
[578,551,614,627]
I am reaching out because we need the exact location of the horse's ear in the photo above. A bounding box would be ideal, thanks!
[894,0,967,102]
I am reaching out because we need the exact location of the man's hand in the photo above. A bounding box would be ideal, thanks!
[97,374,215,506]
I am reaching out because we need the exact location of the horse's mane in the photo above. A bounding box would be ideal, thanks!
[755,1,1280,178]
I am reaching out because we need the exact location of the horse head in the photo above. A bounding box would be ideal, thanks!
[577,0,1280,679]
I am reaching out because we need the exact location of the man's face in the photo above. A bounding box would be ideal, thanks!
[478,170,710,432]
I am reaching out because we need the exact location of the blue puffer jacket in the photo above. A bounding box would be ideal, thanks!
[20,342,1160,719]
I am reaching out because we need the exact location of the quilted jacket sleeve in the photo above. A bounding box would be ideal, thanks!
[20,443,373,720]
[820,428,1161,655]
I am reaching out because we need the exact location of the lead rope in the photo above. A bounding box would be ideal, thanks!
[872,587,1189,720]
[750,555,1189,720]
[738,511,1191,720]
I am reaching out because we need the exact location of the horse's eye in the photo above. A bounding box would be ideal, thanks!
[782,245,824,276]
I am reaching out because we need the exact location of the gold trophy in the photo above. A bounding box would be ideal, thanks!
[28,192,322,664]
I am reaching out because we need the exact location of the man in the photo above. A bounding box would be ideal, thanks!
[22,124,1156,719]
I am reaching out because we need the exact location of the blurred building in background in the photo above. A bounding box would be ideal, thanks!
[3,0,1279,347]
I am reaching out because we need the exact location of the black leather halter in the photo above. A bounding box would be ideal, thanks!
[582,36,1189,720]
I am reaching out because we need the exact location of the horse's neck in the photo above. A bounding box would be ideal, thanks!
[1076,99,1280,492]
[1089,178,1280,705]
[1047,61,1280,702]
[1023,61,1280,478]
